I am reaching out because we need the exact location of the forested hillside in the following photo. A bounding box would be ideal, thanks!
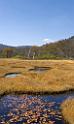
[0,36,74,59]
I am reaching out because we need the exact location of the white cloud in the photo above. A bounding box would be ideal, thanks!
[42,38,54,44]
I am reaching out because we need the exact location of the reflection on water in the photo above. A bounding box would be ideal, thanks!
[0,93,74,124]
[29,66,51,73]
[5,73,21,78]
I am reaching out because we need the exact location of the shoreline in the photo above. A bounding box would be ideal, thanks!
[0,89,74,98]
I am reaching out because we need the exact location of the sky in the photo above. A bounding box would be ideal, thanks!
[0,0,74,46]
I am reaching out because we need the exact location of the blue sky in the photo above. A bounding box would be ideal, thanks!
[0,0,74,46]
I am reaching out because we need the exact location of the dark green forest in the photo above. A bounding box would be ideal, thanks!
[0,36,74,59]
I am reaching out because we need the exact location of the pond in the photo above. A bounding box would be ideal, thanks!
[29,66,51,73]
[0,93,74,124]
[4,73,21,78]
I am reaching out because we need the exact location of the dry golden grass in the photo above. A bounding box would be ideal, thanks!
[0,58,74,95]
[61,98,74,124]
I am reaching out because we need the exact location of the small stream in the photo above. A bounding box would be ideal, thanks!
[0,93,74,124]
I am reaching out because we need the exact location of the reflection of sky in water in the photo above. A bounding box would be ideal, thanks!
[0,93,74,124]
[5,73,21,78]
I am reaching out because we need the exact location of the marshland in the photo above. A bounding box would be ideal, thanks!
[0,59,74,124]
[0,0,74,123]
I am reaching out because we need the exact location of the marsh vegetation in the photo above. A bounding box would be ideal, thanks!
[0,59,74,124]
[61,98,74,124]
[0,59,74,95]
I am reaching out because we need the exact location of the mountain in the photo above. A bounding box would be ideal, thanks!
[0,44,9,50]
[38,36,74,59]
[0,36,74,59]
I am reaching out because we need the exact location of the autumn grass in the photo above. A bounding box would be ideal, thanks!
[0,59,74,96]
[61,98,74,124]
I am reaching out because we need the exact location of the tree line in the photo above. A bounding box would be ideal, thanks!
[0,36,74,59]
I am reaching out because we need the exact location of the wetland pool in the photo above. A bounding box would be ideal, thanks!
[29,66,51,73]
[4,73,21,78]
[0,93,74,124]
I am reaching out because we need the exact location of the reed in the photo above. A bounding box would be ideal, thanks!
[61,98,74,124]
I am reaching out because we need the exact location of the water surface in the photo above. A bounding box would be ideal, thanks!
[0,93,74,124]
[5,73,21,78]
[29,66,51,73]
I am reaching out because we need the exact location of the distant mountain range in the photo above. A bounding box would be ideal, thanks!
[0,44,9,50]
[0,36,74,59]
[0,44,31,49]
